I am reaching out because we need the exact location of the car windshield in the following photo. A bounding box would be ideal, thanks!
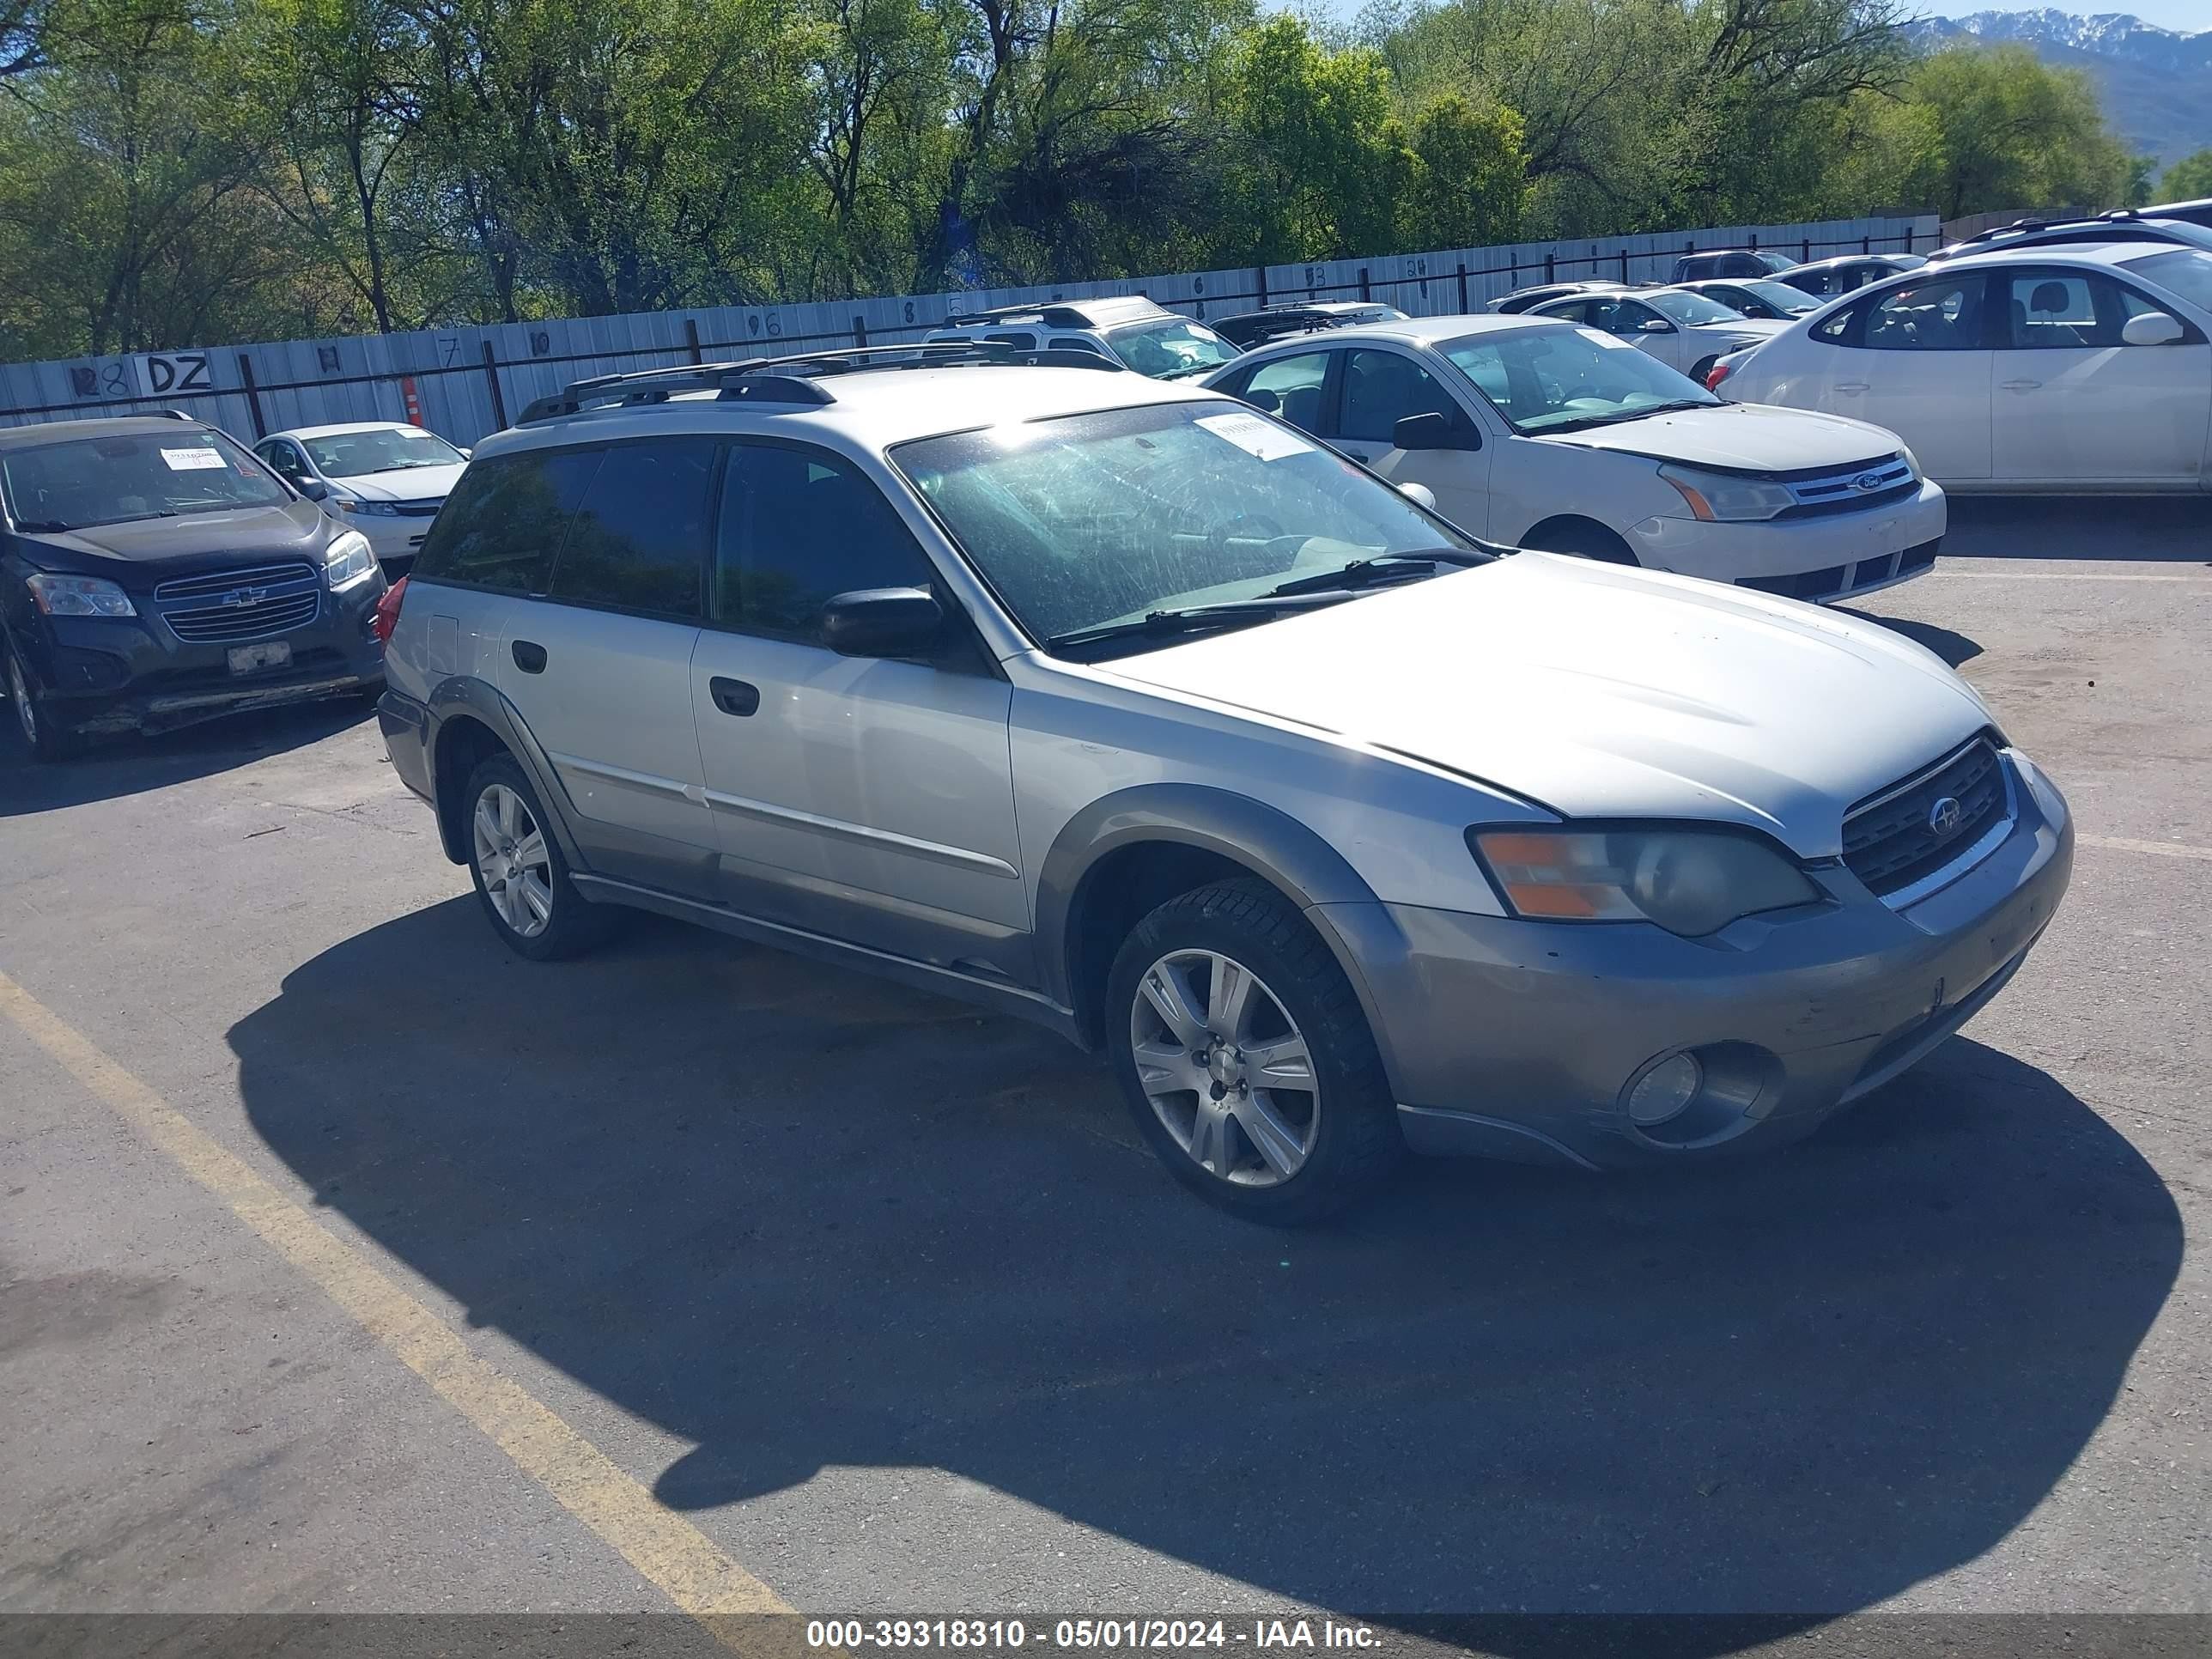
[1739,280,1819,313]
[2124,248,2212,313]
[1,428,289,530]
[1645,289,1744,325]
[1443,327,1719,434]
[891,399,1484,652]
[1754,251,1796,272]
[301,426,465,476]
[1107,319,1240,379]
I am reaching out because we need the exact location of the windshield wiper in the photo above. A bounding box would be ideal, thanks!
[1263,547,1489,598]
[1046,593,1345,651]
[13,518,75,532]
[1153,362,1221,380]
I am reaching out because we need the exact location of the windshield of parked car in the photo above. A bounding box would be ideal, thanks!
[2,428,290,531]
[1442,327,1719,434]
[302,426,465,477]
[892,399,1485,650]
[1106,319,1241,379]
[1644,289,1744,325]
[1753,251,1796,272]
[1738,279,1820,313]
[2124,248,2212,313]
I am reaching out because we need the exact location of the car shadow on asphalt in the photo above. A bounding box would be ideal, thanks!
[1844,611,1982,667]
[1942,496,2212,563]
[0,697,373,817]
[230,897,2180,1632]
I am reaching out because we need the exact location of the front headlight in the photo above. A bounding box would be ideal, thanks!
[1468,825,1821,939]
[1897,444,1923,481]
[1657,464,1797,523]
[335,496,404,516]
[323,530,379,590]
[27,571,136,617]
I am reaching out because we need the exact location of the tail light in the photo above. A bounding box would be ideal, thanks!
[1704,359,1734,392]
[370,574,408,645]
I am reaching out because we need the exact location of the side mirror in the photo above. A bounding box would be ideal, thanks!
[821,586,945,659]
[1396,480,1438,512]
[457,447,473,460]
[2122,312,2185,346]
[296,478,330,501]
[1638,317,1674,333]
[1392,411,1480,452]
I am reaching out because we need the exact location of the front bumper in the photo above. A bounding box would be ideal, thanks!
[1316,749,2072,1170]
[28,577,387,738]
[1624,478,1947,600]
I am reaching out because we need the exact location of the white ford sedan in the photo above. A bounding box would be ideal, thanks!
[1205,314,1947,604]
[1713,244,2212,493]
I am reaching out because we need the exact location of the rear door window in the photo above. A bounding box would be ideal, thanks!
[1862,274,1990,350]
[410,447,603,594]
[545,438,716,617]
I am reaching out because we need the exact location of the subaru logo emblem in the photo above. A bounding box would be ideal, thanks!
[1928,796,1963,838]
[219,586,268,608]
[1853,471,1887,492]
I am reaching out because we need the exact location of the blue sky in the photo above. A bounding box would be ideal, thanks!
[1917,1,2212,28]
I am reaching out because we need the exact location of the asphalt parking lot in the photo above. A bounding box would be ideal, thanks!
[2,497,2208,1642]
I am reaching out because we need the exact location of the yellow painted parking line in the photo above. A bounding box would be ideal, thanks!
[2079,834,2212,863]
[0,969,793,1638]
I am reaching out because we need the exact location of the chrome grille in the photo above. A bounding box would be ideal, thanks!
[153,560,322,643]
[1775,455,1917,520]
[388,498,444,517]
[1843,738,2010,901]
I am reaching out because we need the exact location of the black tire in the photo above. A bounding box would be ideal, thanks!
[461,753,617,961]
[1105,878,1403,1224]
[4,637,85,763]
[1522,520,1638,565]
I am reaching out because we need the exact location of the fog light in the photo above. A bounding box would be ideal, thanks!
[1627,1053,1703,1127]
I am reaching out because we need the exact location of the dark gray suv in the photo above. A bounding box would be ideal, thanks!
[1,416,387,759]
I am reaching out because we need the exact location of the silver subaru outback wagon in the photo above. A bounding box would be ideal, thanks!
[377,344,2072,1223]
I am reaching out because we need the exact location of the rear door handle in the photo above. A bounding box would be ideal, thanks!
[510,639,547,674]
[2001,379,2044,392]
[709,677,759,717]
[1835,381,1869,394]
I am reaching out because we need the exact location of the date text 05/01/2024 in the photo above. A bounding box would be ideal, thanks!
[805,1620,1382,1651]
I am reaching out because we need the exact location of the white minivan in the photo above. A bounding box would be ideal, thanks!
[1206,314,1947,604]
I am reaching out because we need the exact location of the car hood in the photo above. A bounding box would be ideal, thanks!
[328,463,465,501]
[18,501,330,583]
[1535,401,1901,472]
[1100,555,1990,858]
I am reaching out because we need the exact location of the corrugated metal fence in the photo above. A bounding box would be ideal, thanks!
[0,214,1936,447]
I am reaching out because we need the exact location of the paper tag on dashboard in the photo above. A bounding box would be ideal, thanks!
[160,447,227,470]
[1195,411,1316,462]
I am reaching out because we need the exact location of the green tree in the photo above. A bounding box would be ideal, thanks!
[1400,92,1527,250]
[2159,149,2212,204]
[1900,45,2128,221]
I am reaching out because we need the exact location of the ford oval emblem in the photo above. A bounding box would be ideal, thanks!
[1928,796,1964,838]
[1853,471,1887,491]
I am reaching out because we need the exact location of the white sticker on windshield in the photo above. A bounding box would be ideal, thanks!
[159,446,227,470]
[1195,410,1316,461]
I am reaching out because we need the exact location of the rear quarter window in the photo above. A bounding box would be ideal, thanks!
[410,447,604,594]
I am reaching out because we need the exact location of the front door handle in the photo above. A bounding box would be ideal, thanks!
[1835,381,1869,394]
[510,639,547,674]
[709,677,760,717]
[2001,378,2044,392]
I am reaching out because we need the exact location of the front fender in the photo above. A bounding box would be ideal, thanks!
[1033,782,1413,1091]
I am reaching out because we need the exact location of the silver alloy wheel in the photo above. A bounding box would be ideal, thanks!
[8,650,36,744]
[1128,948,1320,1187]
[471,782,554,939]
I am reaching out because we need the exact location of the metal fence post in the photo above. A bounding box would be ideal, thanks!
[1455,263,1468,311]
[1802,237,1811,262]
[685,319,703,365]
[1619,248,1629,282]
[852,315,868,347]
[237,353,266,439]
[479,341,507,428]
[1544,252,1555,283]
[1256,266,1268,308]
[1358,267,1370,301]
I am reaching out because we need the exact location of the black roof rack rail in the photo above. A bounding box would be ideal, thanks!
[518,341,1122,425]
[939,294,1158,329]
